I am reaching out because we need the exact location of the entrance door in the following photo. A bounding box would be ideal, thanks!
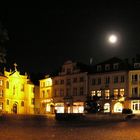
[114,102,123,113]
[13,104,17,114]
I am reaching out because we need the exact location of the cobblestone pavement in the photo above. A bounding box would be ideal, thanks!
[0,114,139,140]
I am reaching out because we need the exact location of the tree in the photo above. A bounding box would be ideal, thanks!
[84,95,101,113]
[0,22,9,63]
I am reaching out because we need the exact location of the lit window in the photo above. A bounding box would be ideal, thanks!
[105,90,110,99]
[0,80,3,86]
[114,89,118,99]
[0,102,3,110]
[104,103,110,112]
[97,90,101,97]
[91,91,96,96]
[120,89,124,97]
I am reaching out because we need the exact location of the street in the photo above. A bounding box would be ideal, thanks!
[0,114,140,140]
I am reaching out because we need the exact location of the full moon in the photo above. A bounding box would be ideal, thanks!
[108,34,117,44]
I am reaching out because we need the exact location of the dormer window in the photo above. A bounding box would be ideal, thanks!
[97,65,102,72]
[105,64,110,71]
[134,63,140,69]
[113,63,119,70]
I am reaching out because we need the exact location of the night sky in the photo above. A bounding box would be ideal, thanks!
[0,1,140,74]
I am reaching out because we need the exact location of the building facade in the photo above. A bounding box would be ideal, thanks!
[0,64,36,114]
[88,57,129,114]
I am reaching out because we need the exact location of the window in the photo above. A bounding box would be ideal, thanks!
[120,89,124,97]
[105,64,110,71]
[21,101,24,106]
[132,100,140,113]
[97,78,101,85]
[60,80,64,85]
[104,103,110,112]
[97,90,101,97]
[32,87,35,93]
[80,87,84,95]
[73,78,77,83]
[113,63,119,70]
[6,81,9,89]
[114,76,118,83]
[134,63,140,68]
[60,89,64,96]
[92,78,96,85]
[46,90,50,97]
[0,80,3,86]
[132,87,138,97]
[73,88,77,96]
[120,76,125,83]
[0,90,3,97]
[91,91,96,97]
[66,88,70,96]
[105,77,110,84]
[7,99,9,105]
[54,89,59,97]
[13,85,15,95]
[97,65,102,71]
[105,90,110,99]
[79,77,84,82]
[31,98,35,105]
[114,89,118,99]
[66,79,71,85]
[55,80,59,85]
[21,84,24,91]
[42,90,45,98]
[0,102,3,110]
[132,74,138,82]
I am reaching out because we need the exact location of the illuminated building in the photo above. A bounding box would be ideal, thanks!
[128,58,140,114]
[39,76,53,114]
[51,60,89,113]
[89,57,129,113]
[0,64,36,114]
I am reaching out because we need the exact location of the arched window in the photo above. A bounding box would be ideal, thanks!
[21,101,24,107]
[104,103,110,113]
[114,102,123,113]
